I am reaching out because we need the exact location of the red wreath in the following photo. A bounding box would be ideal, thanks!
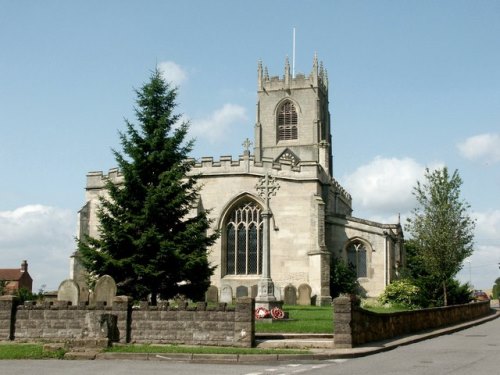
[255,307,270,319]
[270,307,285,319]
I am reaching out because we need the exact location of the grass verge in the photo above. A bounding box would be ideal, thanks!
[0,343,65,360]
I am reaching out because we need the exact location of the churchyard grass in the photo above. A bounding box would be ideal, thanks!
[0,343,66,359]
[255,305,333,333]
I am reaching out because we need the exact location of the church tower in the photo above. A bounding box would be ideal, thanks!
[254,54,332,176]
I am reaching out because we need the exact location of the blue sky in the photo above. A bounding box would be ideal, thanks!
[1,1,499,293]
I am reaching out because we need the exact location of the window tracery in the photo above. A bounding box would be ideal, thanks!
[225,201,263,275]
[347,241,368,278]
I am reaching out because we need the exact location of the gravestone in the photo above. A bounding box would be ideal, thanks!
[297,283,312,305]
[250,285,258,298]
[220,285,233,304]
[205,285,219,303]
[57,279,80,305]
[94,275,117,306]
[236,285,248,298]
[284,284,297,305]
[274,286,282,301]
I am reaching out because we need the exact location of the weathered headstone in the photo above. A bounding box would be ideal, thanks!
[274,286,282,301]
[284,284,297,305]
[57,279,80,305]
[297,283,312,305]
[250,284,258,298]
[205,285,219,303]
[220,285,233,304]
[236,285,248,298]
[94,275,117,306]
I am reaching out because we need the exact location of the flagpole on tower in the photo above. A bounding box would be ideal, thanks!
[292,27,296,78]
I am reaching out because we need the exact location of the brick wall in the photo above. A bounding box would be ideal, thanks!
[0,295,254,348]
[333,295,492,348]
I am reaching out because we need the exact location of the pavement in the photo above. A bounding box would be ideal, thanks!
[69,302,500,363]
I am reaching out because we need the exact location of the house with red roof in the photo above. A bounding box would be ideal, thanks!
[0,260,33,295]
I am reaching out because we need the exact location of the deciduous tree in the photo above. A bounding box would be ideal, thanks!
[405,167,475,306]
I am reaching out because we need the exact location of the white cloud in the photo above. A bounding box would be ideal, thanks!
[457,133,500,163]
[473,210,500,245]
[456,210,500,289]
[190,104,248,144]
[0,205,76,292]
[342,156,427,216]
[157,61,188,86]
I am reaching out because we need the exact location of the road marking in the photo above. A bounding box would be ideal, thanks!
[328,358,349,363]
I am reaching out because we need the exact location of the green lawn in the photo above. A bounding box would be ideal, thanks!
[0,343,65,360]
[255,305,333,333]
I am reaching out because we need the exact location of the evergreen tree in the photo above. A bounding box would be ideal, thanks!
[329,255,359,298]
[405,167,475,306]
[78,69,218,303]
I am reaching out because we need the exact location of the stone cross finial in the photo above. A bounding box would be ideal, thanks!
[242,138,252,154]
[256,172,280,209]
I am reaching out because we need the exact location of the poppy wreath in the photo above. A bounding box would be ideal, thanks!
[254,307,270,319]
[270,307,285,319]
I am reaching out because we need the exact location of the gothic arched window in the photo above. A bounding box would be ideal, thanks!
[225,201,263,275]
[277,101,298,141]
[347,241,368,278]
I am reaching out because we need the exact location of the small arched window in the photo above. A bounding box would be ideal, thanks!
[225,201,263,275]
[277,101,298,141]
[347,241,368,278]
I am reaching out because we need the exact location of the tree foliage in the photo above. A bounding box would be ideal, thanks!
[77,69,218,303]
[405,167,475,306]
[493,278,500,299]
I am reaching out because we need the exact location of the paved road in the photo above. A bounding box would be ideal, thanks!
[2,316,499,375]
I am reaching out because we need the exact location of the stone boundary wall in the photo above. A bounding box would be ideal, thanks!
[130,300,254,347]
[0,295,254,348]
[333,295,492,348]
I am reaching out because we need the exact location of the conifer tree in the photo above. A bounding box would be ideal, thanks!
[405,167,475,306]
[78,69,218,303]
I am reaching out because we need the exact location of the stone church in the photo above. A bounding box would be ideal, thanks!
[71,55,404,305]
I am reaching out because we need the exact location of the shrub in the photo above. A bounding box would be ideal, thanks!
[330,256,359,298]
[379,279,421,309]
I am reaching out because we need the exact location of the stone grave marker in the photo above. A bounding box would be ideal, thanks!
[284,284,297,305]
[94,275,117,306]
[250,284,258,298]
[57,279,80,306]
[236,285,248,298]
[205,285,218,303]
[220,285,233,303]
[297,283,312,305]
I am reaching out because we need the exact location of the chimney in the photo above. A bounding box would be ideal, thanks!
[21,260,28,273]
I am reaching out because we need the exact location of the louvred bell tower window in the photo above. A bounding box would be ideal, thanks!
[277,101,298,141]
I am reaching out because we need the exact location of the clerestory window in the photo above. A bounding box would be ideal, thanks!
[277,101,298,141]
[225,201,263,275]
[347,241,368,278]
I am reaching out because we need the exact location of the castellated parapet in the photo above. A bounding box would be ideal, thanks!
[84,155,351,205]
